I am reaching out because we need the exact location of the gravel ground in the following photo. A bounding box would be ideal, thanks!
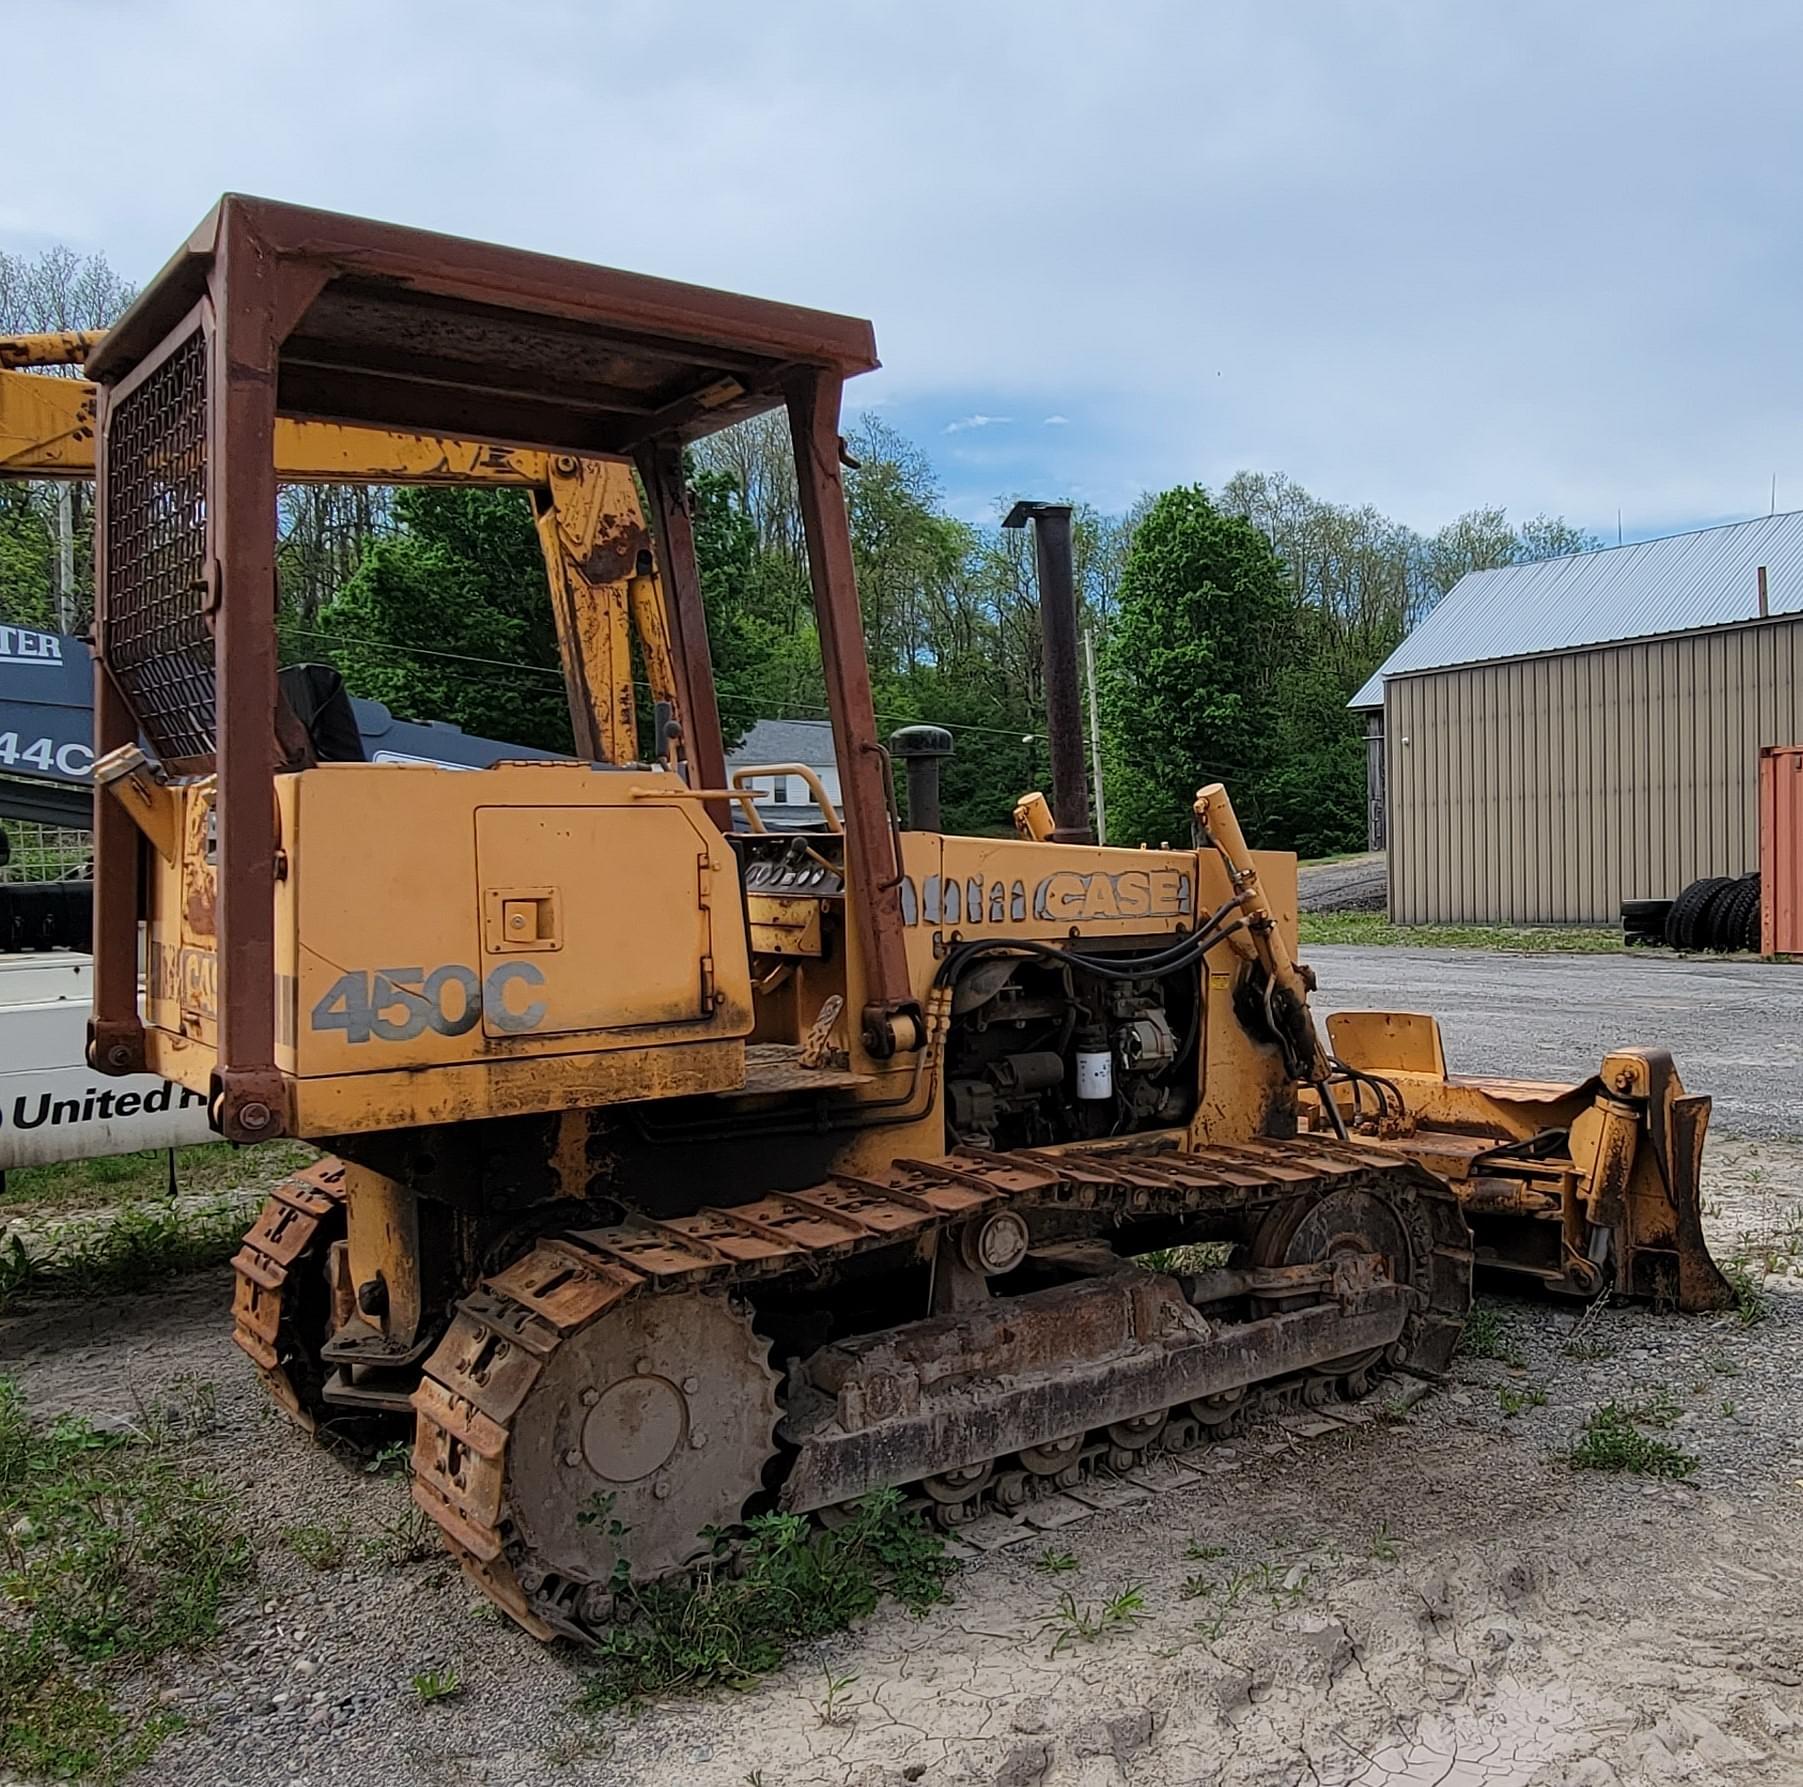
[2,947,1800,1786]
[1314,945,1803,1141]
[1297,854,1388,913]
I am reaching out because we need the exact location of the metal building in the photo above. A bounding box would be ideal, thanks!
[1352,513,1803,925]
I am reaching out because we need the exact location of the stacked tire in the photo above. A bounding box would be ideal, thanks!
[1661,871,1762,953]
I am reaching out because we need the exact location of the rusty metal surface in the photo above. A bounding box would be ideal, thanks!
[410,1136,1469,1641]
[788,369,916,1042]
[230,1160,348,1432]
[638,441,727,808]
[90,195,880,455]
[1004,502,1090,844]
[1762,744,1803,955]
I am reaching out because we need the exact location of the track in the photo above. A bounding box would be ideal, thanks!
[406,1137,1471,1643]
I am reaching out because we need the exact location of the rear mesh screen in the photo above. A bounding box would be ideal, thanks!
[101,329,214,761]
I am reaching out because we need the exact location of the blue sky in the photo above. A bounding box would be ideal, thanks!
[7,1,1802,545]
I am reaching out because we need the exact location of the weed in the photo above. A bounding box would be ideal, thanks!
[1179,1573,1213,1600]
[1368,1522,1399,1562]
[1561,1337,1615,1362]
[1704,1348,1741,1378]
[1035,1548,1078,1575]
[1042,1584,1148,1656]
[0,1376,251,1781]
[411,1666,463,1704]
[1183,1540,1226,1562]
[1567,1402,1697,1479]
[1497,1383,1548,1418]
[1193,1572,1249,1640]
[1721,1399,1737,1418]
[815,1667,859,1727]
[365,1439,413,1476]
[284,1522,351,1570]
[578,1488,950,1709]
[1458,1307,1528,1369]
[1628,1387,1681,1429]
[362,1500,437,1568]
[1722,1257,1772,1326]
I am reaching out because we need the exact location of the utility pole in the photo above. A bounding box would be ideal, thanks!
[54,482,75,632]
[1082,625,1106,844]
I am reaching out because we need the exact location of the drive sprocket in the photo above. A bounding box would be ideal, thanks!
[427,1281,781,1636]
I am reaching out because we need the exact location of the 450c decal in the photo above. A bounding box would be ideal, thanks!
[310,963,548,1045]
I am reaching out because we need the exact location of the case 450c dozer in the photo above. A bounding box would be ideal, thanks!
[80,197,1730,1644]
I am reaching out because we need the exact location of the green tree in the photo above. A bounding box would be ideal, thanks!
[313,486,573,751]
[0,487,54,631]
[1098,487,1290,848]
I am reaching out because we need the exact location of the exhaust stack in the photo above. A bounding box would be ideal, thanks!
[1003,499,1092,844]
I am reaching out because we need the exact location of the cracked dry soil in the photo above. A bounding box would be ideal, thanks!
[3,1132,1801,1787]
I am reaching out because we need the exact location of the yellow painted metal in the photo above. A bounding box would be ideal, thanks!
[138,762,756,1133]
[92,744,180,864]
[731,763,843,832]
[0,331,102,369]
[0,361,656,766]
[1012,791,1055,841]
[747,895,826,957]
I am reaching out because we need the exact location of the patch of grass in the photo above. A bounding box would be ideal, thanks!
[1034,1548,1078,1575]
[410,1665,463,1704]
[1041,1584,1147,1656]
[1368,1521,1399,1562]
[1298,912,1622,953]
[283,1522,351,1571]
[1457,1307,1527,1369]
[1720,1399,1737,1419]
[1567,1401,1697,1479]
[578,1488,950,1710]
[1498,1383,1548,1419]
[0,1196,263,1315]
[1561,1337,1616,1362]
[1723,1257,1774,1325]
[1183,1540,1226,1562]
[3,1140,315,1214]
[0,1376,251,1781]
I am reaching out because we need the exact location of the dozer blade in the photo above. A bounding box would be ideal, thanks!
[1322,1012,1734,1312]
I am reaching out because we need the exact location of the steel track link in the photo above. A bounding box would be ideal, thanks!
[410,1137,1472,1642]
[230,1159,349,1431]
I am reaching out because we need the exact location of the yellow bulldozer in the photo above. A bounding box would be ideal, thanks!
[68,195,1727,1644]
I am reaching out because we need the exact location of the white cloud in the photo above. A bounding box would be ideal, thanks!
[1042,415,1070,426]
[18,1,1803,533]
[944,414,1014,435]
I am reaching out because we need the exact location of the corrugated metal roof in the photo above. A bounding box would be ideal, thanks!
[1349,510,1803,709]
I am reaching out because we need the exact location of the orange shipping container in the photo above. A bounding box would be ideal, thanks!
[1760,744,1803,955]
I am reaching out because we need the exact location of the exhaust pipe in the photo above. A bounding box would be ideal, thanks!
[1003,501,1091,844]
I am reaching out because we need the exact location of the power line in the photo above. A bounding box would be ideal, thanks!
[282,623,1067,744]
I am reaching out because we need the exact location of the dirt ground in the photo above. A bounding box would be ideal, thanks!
[0,1126,1797,1787]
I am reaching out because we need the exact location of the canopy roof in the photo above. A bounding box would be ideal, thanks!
[88,195,879,455]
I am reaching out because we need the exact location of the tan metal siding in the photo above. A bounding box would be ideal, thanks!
[1386,614,1803,924]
